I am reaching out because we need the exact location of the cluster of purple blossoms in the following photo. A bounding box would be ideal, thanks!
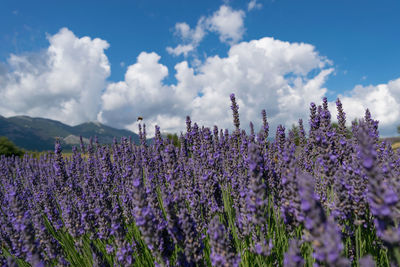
[356,119,400,247]
[208,216,240,267]
[283,239,304,267]
[297,172,350,266]
[279,142,302,232]
[0,93,399,266]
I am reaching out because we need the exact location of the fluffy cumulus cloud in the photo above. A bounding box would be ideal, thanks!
[101,37,334,136]
[206,5,246,45]
[330,78,400,136]
[167,5,245,57]
[2,27,399,137]
[0,27,110,125]
[98,52,178,132]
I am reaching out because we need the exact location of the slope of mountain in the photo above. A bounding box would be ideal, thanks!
[0,115,140,151]
[72,122,139,144]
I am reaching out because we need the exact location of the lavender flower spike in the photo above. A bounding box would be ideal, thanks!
[261,109,269,139]
[335,98,347,136]
[208,216,240,267]
[283,239,304,267]
[356,119,400,246]
[230,93,240,132]
[297,172,350,266]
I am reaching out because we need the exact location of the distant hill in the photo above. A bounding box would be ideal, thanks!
[0,115,140,151]
[382,136,400,144]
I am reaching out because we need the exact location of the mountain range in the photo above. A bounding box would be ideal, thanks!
[0,115,140,151]
[2,115,398,153]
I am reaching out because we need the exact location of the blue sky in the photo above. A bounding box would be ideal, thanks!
[1,0,400,136]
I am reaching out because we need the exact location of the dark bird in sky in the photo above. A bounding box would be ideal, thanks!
[137,116,143,121]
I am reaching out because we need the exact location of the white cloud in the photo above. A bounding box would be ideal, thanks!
[98,52,184,134]
[248,0,262,11]
[167,5,245,56]
[174,21,206,45]
[2,28,399,138]
[330,78,400,136]
[206,5,246,45]
[102,37,333,136]
[0,27,110,125]
[166,19,207,57]
[174,22,191,39]
[166,44,195,57]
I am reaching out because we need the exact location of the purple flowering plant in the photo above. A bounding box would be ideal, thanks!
[0,94,399,266]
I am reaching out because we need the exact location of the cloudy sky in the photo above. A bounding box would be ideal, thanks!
[1,0,399,137]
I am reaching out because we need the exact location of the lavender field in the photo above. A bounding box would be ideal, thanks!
[0,94,399,267]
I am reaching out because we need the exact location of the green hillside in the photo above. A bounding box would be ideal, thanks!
[0,115,140,151]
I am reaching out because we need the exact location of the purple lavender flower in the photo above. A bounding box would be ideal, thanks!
[246,143,268,229]
[335,98,347,137]
[31,206,63,263]
[283,239,304,267]
[358,255,375,267]
[364,109,379,143]
[298,119,306,147]
[356,119,400,247]
[306,99,341,205]
[90,241,110,267]
[297,172,350,266]
[261,109,269,140]
[280,143,302,232]
[2,94,397,266]
[177,206,204,266]
[333,155,368,224]
[5,256,18,267]
[321,97,331,128]
[275,124,286,153]
[53,140,69,190]
[208,216,240,267]
[230,93,240,133]
[253,239,273,257]
[79,135,86,153]
[309,102,319,132]
[115,241,135,266]
[129,161,173,264]
[186,115,192,135]
[2,184,43,265]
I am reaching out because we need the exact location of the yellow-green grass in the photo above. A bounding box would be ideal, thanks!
[62,152,89,159]
[392,142,400,151]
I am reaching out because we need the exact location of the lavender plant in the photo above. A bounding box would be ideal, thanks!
[0,93,398,267]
